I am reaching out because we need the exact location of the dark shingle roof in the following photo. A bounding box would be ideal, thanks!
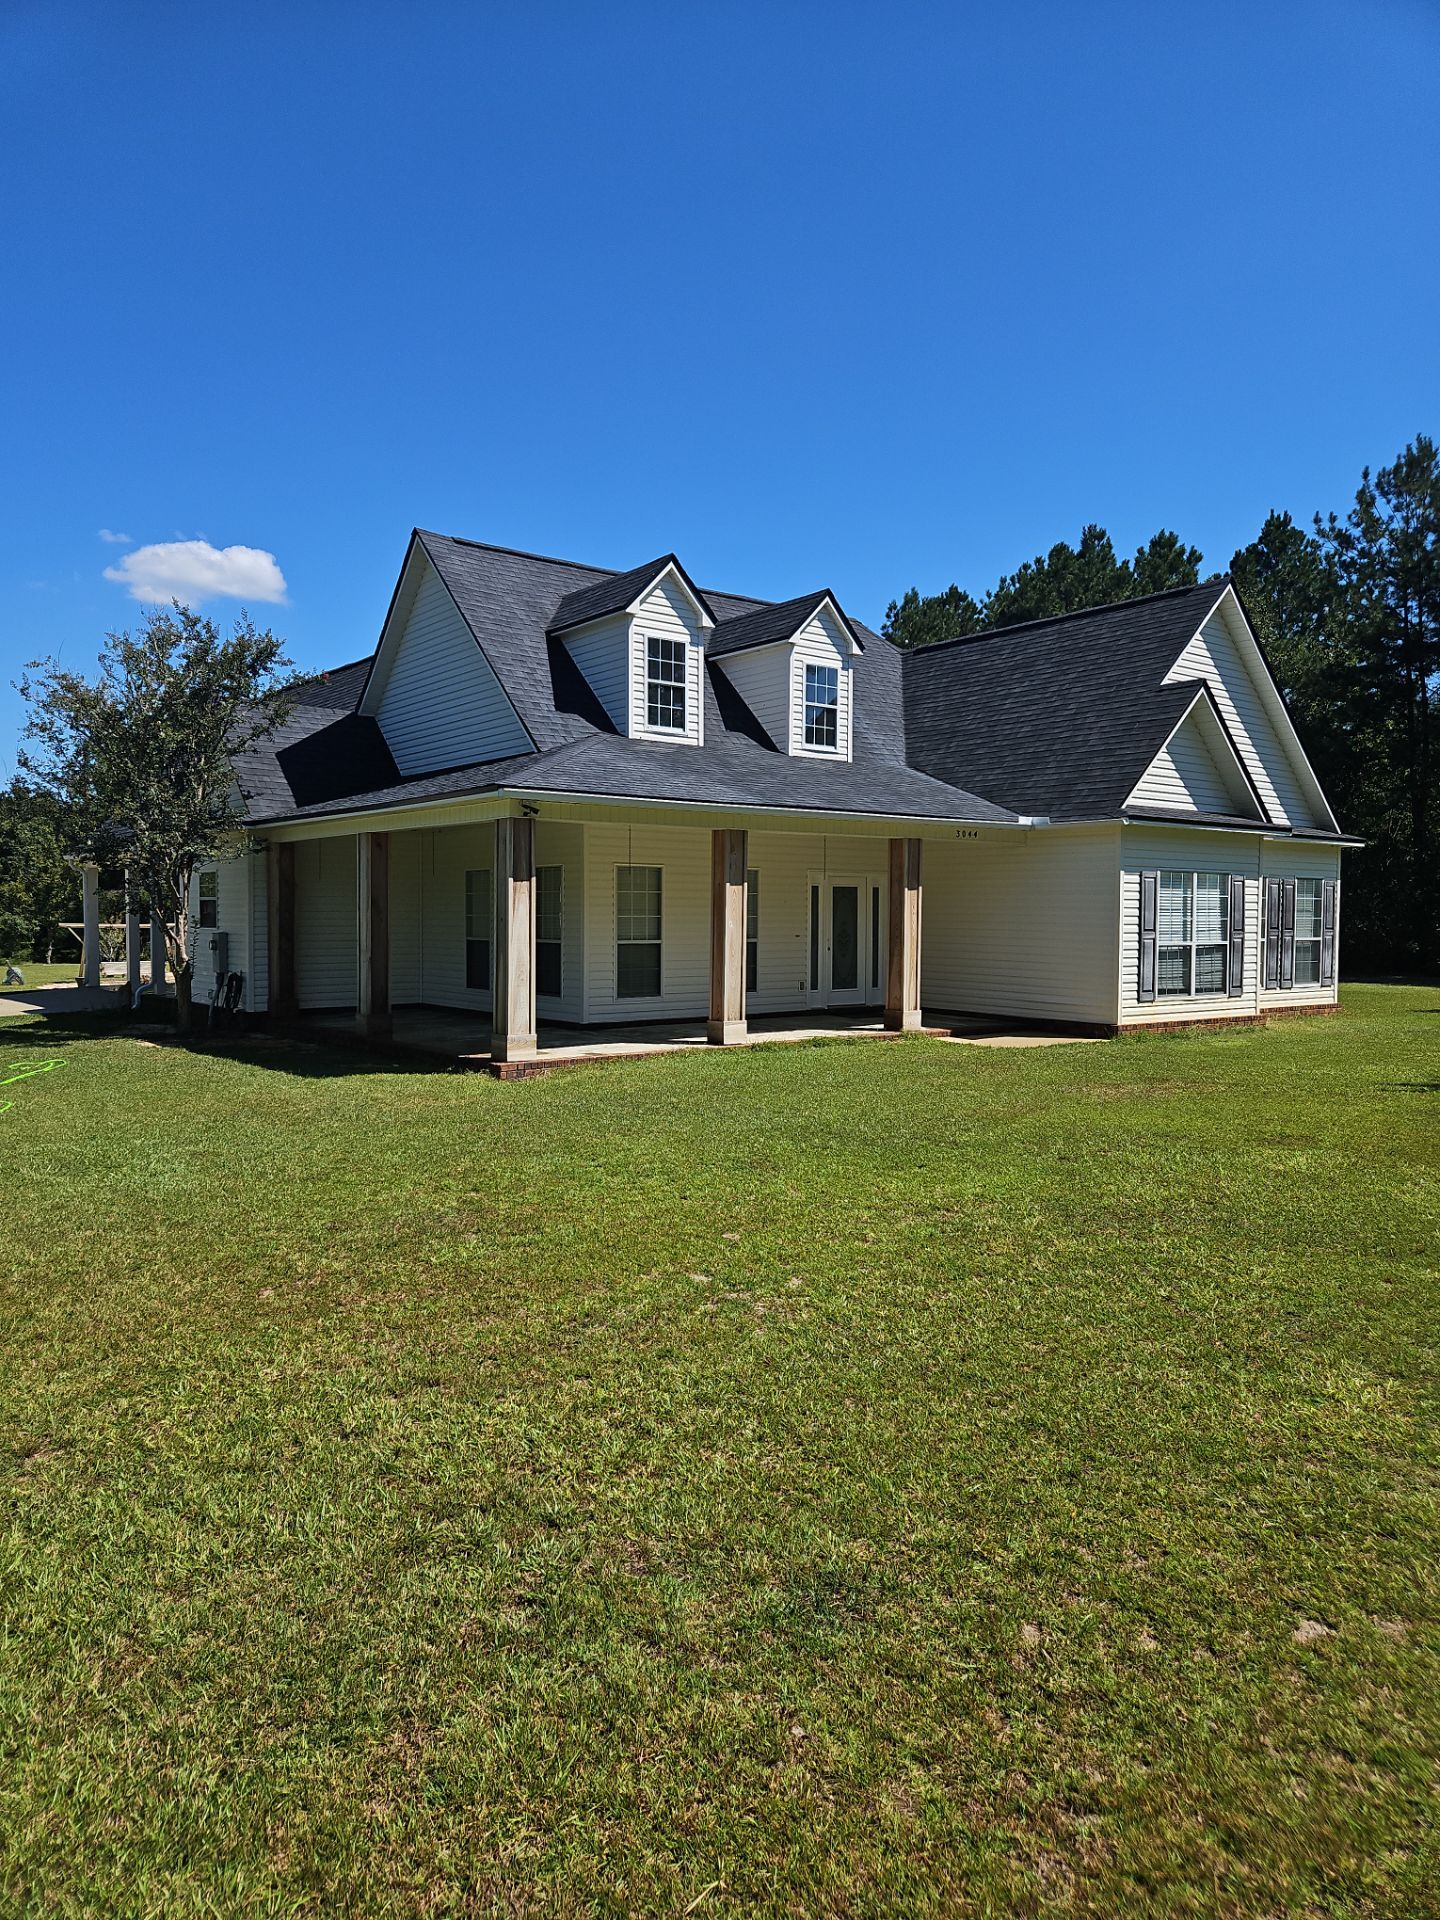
[902,581,1233,820]
[236,661,399,819]
[255,715,1013,827]
[708,590,862,660]
[239,546,1285,835]
[546,553,715,637]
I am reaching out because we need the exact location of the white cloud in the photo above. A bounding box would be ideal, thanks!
[98,527,131,544]
[103,539,288,605]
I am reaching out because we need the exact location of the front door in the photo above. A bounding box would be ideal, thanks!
[808,874,871,1007]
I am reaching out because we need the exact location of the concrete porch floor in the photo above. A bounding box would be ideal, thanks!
[301,1006,1103,1076]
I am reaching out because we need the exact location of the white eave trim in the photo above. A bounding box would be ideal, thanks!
[1197,585,1340,834]
[629,559,715,631]
[1122,683,1271,822]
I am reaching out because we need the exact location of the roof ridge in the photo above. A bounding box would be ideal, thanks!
[420,528,782,615]
[906,575,1230,657]
[295,653,374,683]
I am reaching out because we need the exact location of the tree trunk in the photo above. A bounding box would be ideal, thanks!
[174,962,194,1034]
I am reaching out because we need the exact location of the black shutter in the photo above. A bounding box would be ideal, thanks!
[1280,877,1296,989]
[1321,878,1338,987]
[1138,870,1158,1003]
[1264,877,1282,990]
[1228,875,1246,997]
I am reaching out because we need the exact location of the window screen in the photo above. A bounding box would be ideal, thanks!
[616,866,661,997]
[645,636,687,731]
[536,865,563,998]
[465,869,492,990]
[803,663,839,749]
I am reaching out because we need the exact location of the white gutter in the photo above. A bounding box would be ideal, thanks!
[256,783,1043,836]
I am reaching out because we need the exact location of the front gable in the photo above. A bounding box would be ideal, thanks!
[359,539,531,776]
[1125,687,1266,819]
[1162,587,1337,831]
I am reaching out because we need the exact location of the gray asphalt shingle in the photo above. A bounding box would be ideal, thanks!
[238,545,1314,837]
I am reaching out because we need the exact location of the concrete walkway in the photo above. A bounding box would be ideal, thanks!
[301,1006,1104,1077]
[0,982,122,1018]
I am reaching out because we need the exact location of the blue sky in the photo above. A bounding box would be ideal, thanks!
[3,0,1436,767]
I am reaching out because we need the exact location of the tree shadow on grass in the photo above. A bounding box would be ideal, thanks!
[0,1013,463,1084]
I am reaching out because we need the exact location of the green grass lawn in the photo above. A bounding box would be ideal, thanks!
[0,961,82,988]
[1,987,1437,1917]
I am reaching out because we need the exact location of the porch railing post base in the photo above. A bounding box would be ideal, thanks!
[706,1018,748,1047]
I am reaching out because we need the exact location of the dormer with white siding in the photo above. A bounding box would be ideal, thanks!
[708,591,863,761]
[547,555,715,746]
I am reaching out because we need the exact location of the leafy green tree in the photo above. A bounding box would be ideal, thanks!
[1130,529,1206,598]
[1317,437,1440,967]
[882,583,983,650]
[19,604,292,1028]
[884,524,1205,647]
[0,780,76,965]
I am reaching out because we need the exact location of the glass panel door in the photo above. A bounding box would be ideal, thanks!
[831,885,859,992]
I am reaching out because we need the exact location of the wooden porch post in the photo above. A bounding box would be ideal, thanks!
[884,836,923,1032]
[124,873,142,1002]
[267,841,297,1020]
[356,831,391,1041]
[707,827,748,1045]
[80,862,102,989]
[492,816,537,1063]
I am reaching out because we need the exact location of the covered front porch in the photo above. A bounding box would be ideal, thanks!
[262,807,932,1070]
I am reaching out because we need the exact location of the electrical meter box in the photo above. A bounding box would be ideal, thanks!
[207,930,229,976]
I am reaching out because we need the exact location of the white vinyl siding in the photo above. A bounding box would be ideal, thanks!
[370,555,530,775]
[744,831,886,1012]
[716,645,791,750]
[1120,826,1259,1022]
[629,578,704,745]
[923,826,1121,1025]
[414,825,492,1013]
[189,851,259,1010]
[1164,601,1324,829]
[581,822,710,1021]
[293,835,357,1009]
[389,830,422,1004]
[1258,842,1341,1009]
[1126,702,1260,817]
[563,616,630,731]
[788,608,853,759]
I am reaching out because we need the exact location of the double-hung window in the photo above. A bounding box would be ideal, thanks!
[645,635,687,731]
[1294,879,1323,984]
[536,865,563,998]
[616,866,661,997]
[465,869,492,989]
[1158,870,1228,996]
[746,870,759,993]
[803,663,839,750]
[197,871,219,929]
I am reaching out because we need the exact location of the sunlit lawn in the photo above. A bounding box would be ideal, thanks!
[0,961,81,988]
[1,985,1436,1916]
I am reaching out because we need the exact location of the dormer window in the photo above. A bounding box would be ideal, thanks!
[646,634,688,732]
[804,663,839,750]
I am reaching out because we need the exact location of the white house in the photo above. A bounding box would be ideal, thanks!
[186,531,1353,1070]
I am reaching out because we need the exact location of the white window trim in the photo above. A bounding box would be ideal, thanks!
[1157,869,1229,999]
[640,632,689,736]
[803,662,841,753]
[1293,877,1323,987]
[615,863,663,1000]
[536,864,563,999]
